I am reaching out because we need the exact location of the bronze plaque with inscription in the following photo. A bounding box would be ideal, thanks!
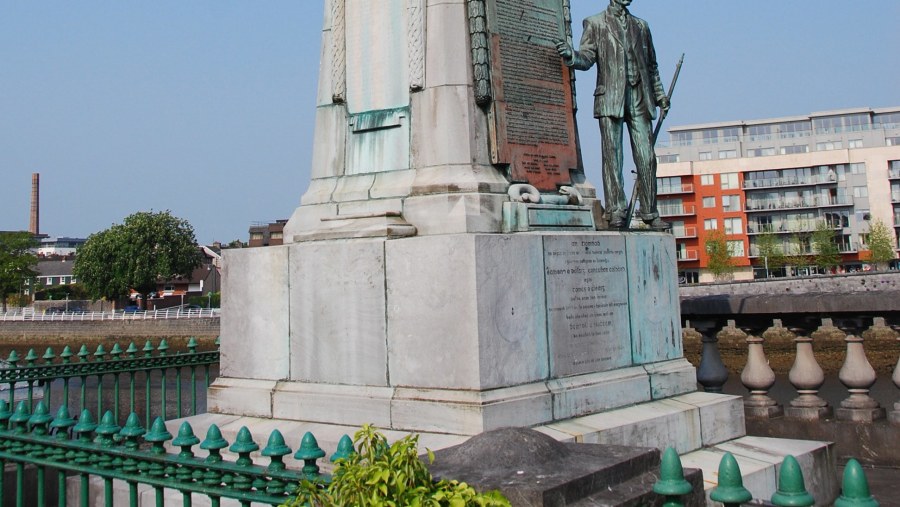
[543,235,632,377]
[484,0,581,191]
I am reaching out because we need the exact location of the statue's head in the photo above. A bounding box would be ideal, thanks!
[611,0,633,7]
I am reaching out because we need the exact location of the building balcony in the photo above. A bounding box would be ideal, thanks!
[676,250,699,262]
[746,221,841,235]
[658,183,695,195]
[673,226,698,239]
[742,174,837,190]
[659,204,696,217]
[745,196,853,212]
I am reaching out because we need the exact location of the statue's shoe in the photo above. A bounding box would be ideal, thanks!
[645,218,671,230]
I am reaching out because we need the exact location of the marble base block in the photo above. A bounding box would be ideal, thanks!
[216,231,685,434]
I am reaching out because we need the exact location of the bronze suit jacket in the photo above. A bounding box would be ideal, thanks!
[567,9,665,120]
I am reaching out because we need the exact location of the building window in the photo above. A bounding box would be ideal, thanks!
[658,154,679,164]
[249,232,264,241]
[718,150,737,159]
[780,145,809,155]
[816,141,843,151]
[724,217,743,235]
[777,120,812,138]
[887,137,900,147]
[704,218,718,230]
[849,163,866,175]
[722,195,741,212]
[721,173,739,189]
[852,186,868,198]
[728,240,745,257]
[848,139,863,149]
[270,232,283,240]
[700,174,714,186]
[747,147,775,158]
[658,176,682,194]
[747,125,772,141]
[699,152,712,161]
[672,132,692,146]
[702,196,716,208]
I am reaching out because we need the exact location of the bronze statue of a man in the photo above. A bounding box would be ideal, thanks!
[556,0,669,229]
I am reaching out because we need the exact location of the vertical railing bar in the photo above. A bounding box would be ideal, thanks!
[161,368,167,421]
[129,482,138,507]
[129,372,136,416]
[190,366,197,415]
[0,456,5,507]
[80,377,86,414]
[176,366,183,419]
[44,381,52,409]
[96,374,103,421]
[15,462,24,507]
[63,378,70,408]
[155,486,164,507]
[104,477,113,507]
[7,382,13,408]
[145,371,151,429]
[36,465,45,507]
[26,382,33,411]
[114,373,120,423]
[58,467,67,507]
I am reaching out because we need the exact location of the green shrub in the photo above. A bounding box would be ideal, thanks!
[286,424,510,507]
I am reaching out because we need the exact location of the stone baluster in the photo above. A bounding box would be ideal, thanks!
[696,327,728,393]
[786,330,831,420]
[890,327,900,425]
[741,330,783,418]
[836,334,885,422]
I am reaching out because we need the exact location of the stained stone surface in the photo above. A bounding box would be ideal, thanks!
[429,428,664,507]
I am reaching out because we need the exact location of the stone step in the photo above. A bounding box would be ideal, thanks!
[680,436,838,505]
[532,392,746,454]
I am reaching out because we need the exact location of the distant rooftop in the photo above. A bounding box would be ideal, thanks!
[668,106,900,133]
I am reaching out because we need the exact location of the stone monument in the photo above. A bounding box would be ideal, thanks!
[186,0,837,502]
[214,0,693,435]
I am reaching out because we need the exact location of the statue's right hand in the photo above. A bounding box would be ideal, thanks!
[554,40,573,60]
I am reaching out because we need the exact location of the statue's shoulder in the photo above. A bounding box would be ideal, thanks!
[583,12,607,27]
[631,15,650,30]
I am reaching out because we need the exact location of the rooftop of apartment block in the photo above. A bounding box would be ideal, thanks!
[667,106,900,134]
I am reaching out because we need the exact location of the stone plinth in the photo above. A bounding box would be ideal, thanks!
[214,231,687,435]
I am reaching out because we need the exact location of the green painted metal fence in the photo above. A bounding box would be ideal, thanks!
[0,400,338,507]
[0,338,219,428]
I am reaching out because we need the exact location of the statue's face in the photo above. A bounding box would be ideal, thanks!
[612,0,632,6]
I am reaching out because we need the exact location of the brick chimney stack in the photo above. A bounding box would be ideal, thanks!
[29,173,39,236]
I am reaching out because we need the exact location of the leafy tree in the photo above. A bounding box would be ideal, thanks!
[74,211,201,300]
[704,230,735,281]
[289,424,510,506]
[0,231,38,311]
[754,231,785,275]
[863,218,896,270]
[811,221,841,272]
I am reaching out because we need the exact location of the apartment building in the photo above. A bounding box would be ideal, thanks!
[655,107,900,283]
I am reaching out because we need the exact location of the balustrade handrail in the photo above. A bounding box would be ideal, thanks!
[0,308,220,321]
[0,400,333,506]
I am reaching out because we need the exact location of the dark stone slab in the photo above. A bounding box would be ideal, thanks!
[570,468,705,507]
[428,427,675,506]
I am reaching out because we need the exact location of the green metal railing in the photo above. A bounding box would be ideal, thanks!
[656,447,880,507]
[0,400,340,507]
[0,337,219,427]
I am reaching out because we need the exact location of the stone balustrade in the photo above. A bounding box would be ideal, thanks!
[687,317,900,425]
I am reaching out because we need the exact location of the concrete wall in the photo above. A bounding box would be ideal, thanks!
[681,271,900,298]
[0,318,219,339]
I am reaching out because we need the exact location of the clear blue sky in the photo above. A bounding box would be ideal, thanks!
[1,1,897,244]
